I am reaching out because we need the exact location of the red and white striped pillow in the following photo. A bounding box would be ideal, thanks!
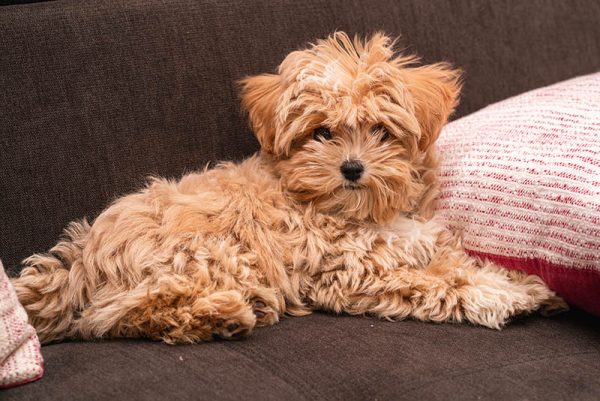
[436,72,600,316]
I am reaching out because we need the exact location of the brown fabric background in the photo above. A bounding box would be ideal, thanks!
[2,0,600,275]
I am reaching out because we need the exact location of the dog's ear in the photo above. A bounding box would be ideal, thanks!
[400,63,462,151]
[239,74,282,154]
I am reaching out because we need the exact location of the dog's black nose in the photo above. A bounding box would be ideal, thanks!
[340,160,364,182]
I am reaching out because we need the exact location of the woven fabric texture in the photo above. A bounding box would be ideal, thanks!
[4,311,600,401]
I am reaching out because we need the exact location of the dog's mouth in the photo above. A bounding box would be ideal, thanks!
[342,183,366,191]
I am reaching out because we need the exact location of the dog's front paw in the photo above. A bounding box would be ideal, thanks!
[539,295,569,316]
[460,290,514,329]
[460,280,567,329]
[210,305,257,341]
[212,317,253,340]
[246,287,281,327]
[251,298,279,327]
[507,271,570,317]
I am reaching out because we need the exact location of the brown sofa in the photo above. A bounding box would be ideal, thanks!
[2,0,600,399]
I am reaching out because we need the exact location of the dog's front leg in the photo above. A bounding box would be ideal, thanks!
[307,247,566,329]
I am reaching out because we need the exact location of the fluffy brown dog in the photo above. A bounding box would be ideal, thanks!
[12,32,566,344]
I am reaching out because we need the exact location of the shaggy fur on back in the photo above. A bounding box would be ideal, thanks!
[12,33,566,344]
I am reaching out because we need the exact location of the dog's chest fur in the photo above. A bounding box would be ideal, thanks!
[173,155,443,281]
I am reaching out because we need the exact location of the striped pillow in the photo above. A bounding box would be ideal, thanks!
[0,260,44,388]
[436,72,600,316]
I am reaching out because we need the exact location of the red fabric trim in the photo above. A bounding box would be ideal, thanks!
[467,250,600,316]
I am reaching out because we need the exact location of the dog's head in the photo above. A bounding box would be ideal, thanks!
[240,32,461,223]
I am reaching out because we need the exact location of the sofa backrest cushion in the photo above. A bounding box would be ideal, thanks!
[1,0,600,274]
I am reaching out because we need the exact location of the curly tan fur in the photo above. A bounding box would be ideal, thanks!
[12,32,566,344]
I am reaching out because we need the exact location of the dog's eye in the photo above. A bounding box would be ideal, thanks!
[373,125,390,142]
[313,127,332,141]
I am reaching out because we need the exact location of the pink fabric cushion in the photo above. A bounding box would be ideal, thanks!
[0,260,44,388]
[436,72,600,316]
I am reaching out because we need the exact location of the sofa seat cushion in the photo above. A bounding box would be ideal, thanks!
[3,311,599,400]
